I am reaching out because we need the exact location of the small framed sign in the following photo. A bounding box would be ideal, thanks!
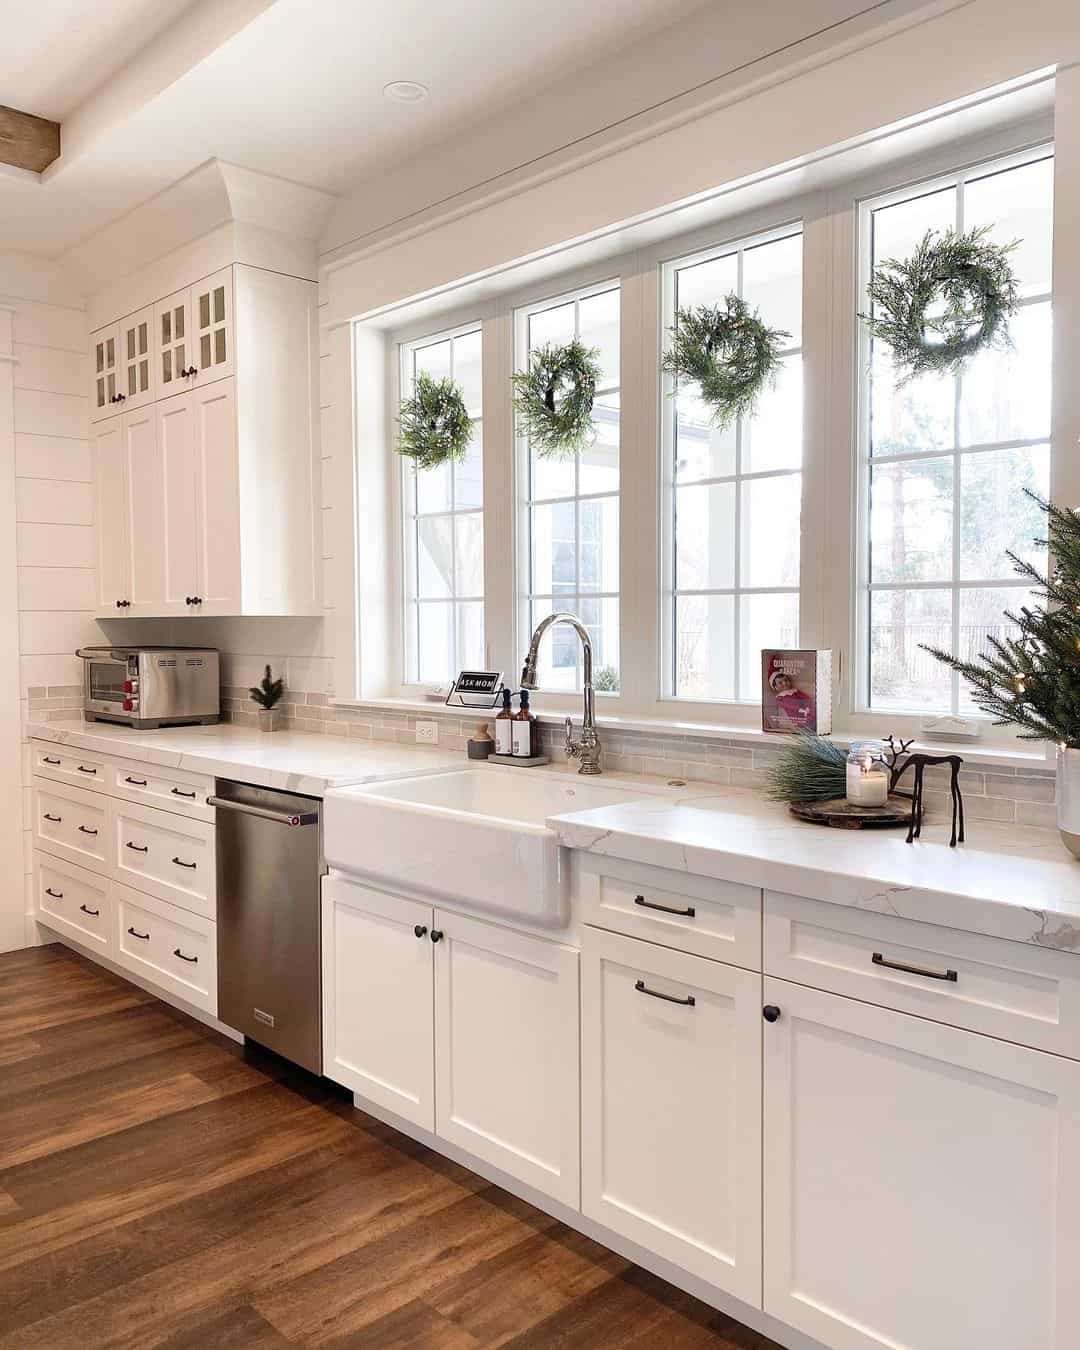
[446,671,504,709]
[761,649,833,734]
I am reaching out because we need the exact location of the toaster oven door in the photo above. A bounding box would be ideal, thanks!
[84,655,130,715]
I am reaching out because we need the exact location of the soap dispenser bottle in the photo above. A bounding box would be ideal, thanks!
[512,689,536,759]
[495,688,514,756]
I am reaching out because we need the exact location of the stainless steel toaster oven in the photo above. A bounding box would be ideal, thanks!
[76,646,220,729]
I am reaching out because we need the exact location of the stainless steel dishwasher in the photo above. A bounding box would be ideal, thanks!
[209,780,324,1073]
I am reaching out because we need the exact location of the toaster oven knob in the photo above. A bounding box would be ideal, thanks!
[123,698,136,712]
[123,680,133,694]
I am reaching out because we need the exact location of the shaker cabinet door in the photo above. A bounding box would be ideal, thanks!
[155,391,200,613]
[763,976,1080,1350]
[192,378,241,613]
[93,415,128,611]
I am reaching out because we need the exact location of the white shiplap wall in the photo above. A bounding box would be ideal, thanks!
[1,256,92,949]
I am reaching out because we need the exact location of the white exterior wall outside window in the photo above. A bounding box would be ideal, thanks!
[516,282,620,694]
[859,148,1054,715]
[662,228,803,703]
[400,326,484,685]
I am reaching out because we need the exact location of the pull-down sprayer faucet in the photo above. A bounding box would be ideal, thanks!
[520,612,602,775]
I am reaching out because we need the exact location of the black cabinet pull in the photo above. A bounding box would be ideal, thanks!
[172,857,197,869]
[170,788,196,799]
[43,813,62,823]
[115,599,131,608]
[42,756,60,765]
[173,948,198,964]
[634,893,696,918]
[763,1004,782,1023]
[77,765,97,775]
[430,929,444,943]
[125,777,148,786]
[44,887,63,899]
[126,841,149,852]
[184,596,203,606]
[127,927,150,940]
[872,952,958,983]
[79,904,100,917]
[77,825,98,836]
[414,924,428,938]
[635,979,695,1007]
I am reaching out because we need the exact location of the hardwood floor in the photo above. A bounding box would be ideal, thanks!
[0,945,783,1350]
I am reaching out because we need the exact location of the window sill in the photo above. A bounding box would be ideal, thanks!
[332,695,1053,773]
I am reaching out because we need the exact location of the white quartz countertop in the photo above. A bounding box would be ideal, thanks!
[548,786,1080,956]
[26,719,462,795]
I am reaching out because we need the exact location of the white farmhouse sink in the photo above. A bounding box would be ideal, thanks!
[324,766,660,928]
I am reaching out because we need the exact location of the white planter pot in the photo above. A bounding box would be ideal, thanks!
[1056,746,1080,858]
[257,708,286,733]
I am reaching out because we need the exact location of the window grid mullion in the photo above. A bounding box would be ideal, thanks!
[732,244,745,702]
[950,179,965,716]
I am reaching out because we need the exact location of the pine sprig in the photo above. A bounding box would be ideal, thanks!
[250,664,284,710]
[766,733,848,803]
[863,226,1019,383]
[397,372,473,471]
[663,296,789,430]
[512,339,602,459]
[923,492,1080,746]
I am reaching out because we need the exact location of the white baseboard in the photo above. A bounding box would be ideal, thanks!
[350,1092,824,1350]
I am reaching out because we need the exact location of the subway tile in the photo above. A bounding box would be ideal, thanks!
[984,773,1055,803]
[1017,801,1057,829]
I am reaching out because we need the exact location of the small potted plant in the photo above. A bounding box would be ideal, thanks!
[250,664,285,732]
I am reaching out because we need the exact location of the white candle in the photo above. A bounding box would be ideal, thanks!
[846,755,889,807]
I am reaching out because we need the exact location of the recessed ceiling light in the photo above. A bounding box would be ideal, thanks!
[383,80,429,104]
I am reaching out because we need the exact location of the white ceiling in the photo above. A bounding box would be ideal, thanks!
[0,0,710,259]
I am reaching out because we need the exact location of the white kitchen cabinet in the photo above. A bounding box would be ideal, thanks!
[112,797,215,919]
[33,777,109,875]
[322,877,436,1131]
[433,907,580,1207]
[35,853,113,956]
[114,883,217,1016]
[92,264,319,618]
[118,307,154,411]
[580,926,762,1305]
[763,975,1080,1350]
[90,324,120,422]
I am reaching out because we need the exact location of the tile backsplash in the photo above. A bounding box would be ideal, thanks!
[27,677,1057,830]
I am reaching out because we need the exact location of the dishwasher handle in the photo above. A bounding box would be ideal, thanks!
[208,796,319,827]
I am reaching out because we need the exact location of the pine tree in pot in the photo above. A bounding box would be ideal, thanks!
[250,665,285,732]
[923,492,1080,855]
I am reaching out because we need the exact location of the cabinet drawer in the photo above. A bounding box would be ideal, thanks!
[33,745,108,791]
[114,884,216,1014]
[32,778,109,875]
[764,890,1080,1059]
[34,853,113,954]
[110,758,213,821]
[578,853,760,969]
[112,799,215,919]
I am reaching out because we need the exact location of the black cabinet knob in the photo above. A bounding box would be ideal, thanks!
[430,929,444,944]
[763,1005,782,1023]
[414,924,428,939]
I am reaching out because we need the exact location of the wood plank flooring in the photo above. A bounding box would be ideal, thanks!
[0,945,784,1350]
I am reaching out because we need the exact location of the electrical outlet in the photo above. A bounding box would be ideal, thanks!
[415,720,439,745]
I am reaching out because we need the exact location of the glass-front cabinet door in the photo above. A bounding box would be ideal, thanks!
[155,289,192,397]
[119,306,154,410]
[90,324,120,423]
[191,267,234,382]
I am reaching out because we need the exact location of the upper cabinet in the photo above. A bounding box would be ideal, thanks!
[91,264,320,618]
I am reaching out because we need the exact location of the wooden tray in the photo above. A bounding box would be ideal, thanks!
[789,795,911,830]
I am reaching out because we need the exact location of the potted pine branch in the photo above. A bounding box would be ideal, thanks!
[250,665,285,732]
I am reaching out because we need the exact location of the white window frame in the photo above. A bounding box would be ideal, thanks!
[852,140,1055,720]
[659,220,805,706]
[354,116,1054,752]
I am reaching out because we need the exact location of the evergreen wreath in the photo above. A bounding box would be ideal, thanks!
[397,372,473,471]
[512,338,602,459]
[862,226,1019,383]
[662,295,789,430]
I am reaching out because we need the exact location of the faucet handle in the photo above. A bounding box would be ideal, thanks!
[565,716,579,758]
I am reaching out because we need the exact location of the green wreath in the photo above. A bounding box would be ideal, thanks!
[512,338,602,459]
[397,371,473,471]
[662,295,789,430]
[862,226,1019,383]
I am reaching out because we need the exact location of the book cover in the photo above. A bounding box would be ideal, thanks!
[761,649,833,734]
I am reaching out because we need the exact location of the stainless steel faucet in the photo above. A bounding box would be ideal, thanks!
[520,612,602,775]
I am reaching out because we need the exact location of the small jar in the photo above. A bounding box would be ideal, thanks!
[846,741,889,807]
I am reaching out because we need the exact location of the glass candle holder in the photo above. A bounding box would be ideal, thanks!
[846,741,889,807]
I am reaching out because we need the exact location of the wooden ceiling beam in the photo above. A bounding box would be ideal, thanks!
[0,105,60,174]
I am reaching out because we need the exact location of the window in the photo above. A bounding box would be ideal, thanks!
[400,325,484,684]
[663,228,803,702]
[861,151,1054,713]
[517,282,620,693]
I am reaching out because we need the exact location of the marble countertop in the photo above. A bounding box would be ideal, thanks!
[549,787,1080,956]
[26,719,463,795]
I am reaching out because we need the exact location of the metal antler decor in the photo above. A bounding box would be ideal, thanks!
[884,735,966,847]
